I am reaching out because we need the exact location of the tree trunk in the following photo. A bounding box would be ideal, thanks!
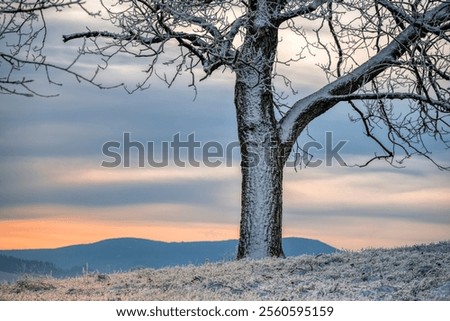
[236,137,285,259]
[234,21,286,259]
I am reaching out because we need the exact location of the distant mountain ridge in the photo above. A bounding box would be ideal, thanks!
[0,237,337,279]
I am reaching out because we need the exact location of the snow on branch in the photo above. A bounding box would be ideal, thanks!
[0,0,83,14]
[274,0,329,22]
[60,0,245,88]
[62,30,164,45]
[378,0,450,42]
[279,0,450,145]
[329,92,449,112]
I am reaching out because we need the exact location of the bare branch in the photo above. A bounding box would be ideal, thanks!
[275,0,328,23]
[3,0,449,170]
[279,0,450,144]
[331,92,450,112]
[1,0,84,13]
[0,0,86,96]
[378,0,450,42]
[62,30,165,45]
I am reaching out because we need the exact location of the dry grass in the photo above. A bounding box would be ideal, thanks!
[1,241,449,301]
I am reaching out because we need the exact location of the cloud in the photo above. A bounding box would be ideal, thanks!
[0,201,238,224]
[284,216,450,251]
[0,156,240,209]
[283,160,450,221]
[281,160,450,249]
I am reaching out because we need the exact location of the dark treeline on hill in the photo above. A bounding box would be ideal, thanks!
[0,255,68,277]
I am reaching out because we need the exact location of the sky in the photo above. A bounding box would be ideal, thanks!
[0,4,449,251]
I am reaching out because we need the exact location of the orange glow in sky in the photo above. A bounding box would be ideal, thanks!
[2,215,448,251]
[0,219,239,250]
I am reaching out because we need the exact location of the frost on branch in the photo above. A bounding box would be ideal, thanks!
[58,1,450,168]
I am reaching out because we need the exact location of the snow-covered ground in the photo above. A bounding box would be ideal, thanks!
[1,241,449,300]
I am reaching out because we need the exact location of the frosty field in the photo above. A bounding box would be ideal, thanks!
[1,241,449,301]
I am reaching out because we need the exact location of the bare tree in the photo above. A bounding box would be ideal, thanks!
[14,0,450,258]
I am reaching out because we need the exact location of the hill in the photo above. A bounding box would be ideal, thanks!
[0,241,448,300]
[0,237,336,277]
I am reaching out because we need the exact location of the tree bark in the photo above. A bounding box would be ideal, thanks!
[236,137,285,259]
[234,20,286,259]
